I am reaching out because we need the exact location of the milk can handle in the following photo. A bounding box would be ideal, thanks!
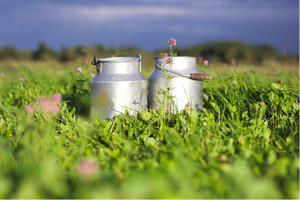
[190,73,212,80]
[91,55,102,74]
[156,63,212,81]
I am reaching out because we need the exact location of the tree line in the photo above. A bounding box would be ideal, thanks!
[0,41,298,66]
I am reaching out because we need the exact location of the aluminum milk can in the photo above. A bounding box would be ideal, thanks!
[90,55,147,120]
[148,56,211,112]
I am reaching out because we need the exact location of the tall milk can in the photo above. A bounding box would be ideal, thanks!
[90,55,147,121]
[148,56,211,112]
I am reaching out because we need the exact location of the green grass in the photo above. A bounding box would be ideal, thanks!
[0,61,298,198]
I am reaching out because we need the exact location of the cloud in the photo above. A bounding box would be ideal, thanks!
[4,0,297,31]
[53,5,187,23]
[50,1,298,24]
[0,0,298,52]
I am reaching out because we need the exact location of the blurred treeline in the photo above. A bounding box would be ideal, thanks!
[0,41,298,66]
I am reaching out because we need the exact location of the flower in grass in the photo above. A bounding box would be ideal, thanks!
[166,57,173,64]
[52,93,62,102]
[0,73,4,77]
[38,97,60,114]
[161,53,168,59]
[76,67,82,72]
[168,38,176,46]
[38,98,52,112]
[90,73,95,77]
[185,102,191,108]
[203,60,209,66]
[19,77,24,81]
[50,105,60,114]
[83,60,89,64]
[25,105,35,114]
[77,158,99,178]
[259,101,266,106]
[36,93,62,115]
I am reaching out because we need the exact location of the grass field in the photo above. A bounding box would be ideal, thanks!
[0,59,299,198]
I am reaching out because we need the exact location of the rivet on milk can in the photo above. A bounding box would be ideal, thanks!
[148,56,211,112]
[90,54,147,121]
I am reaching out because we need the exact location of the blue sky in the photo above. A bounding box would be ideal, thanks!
[0,0,299,53]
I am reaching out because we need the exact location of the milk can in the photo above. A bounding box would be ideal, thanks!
[90,55,147,121]
[148,56,211,112]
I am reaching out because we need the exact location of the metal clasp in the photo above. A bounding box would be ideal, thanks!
[91,55,102,74]
[137,54,142,72]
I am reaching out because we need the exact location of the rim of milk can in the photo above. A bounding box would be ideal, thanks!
[94,54,141,63]
[91,54,142,73]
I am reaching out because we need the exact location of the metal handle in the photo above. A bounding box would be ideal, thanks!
[190,73,212,80]
[137,54,142,72]
[91,55,102,74]
[156,63,212,81]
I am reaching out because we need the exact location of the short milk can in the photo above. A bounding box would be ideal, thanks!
[148,56,211,112]
[91,55,147,121]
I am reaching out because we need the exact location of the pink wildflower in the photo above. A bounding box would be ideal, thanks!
[166,57,173,64]
[25,105,35,114]
[52,93,62,102]
[223,63,228,67]
[50,105,60,114]
[0,73,4,77]
[231,58,236,64]
[185,102,191,107]
[203,60,209,66]
[19,77,24,81]
[83,60,89,64]
[77,158,98,178]
[38,96,61,114]
[90,73,95,77]
[76,67,82,72]
[161,53,168,58]
[38,98,52,112]
[168,38,176,46]
[259,102,266,106]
